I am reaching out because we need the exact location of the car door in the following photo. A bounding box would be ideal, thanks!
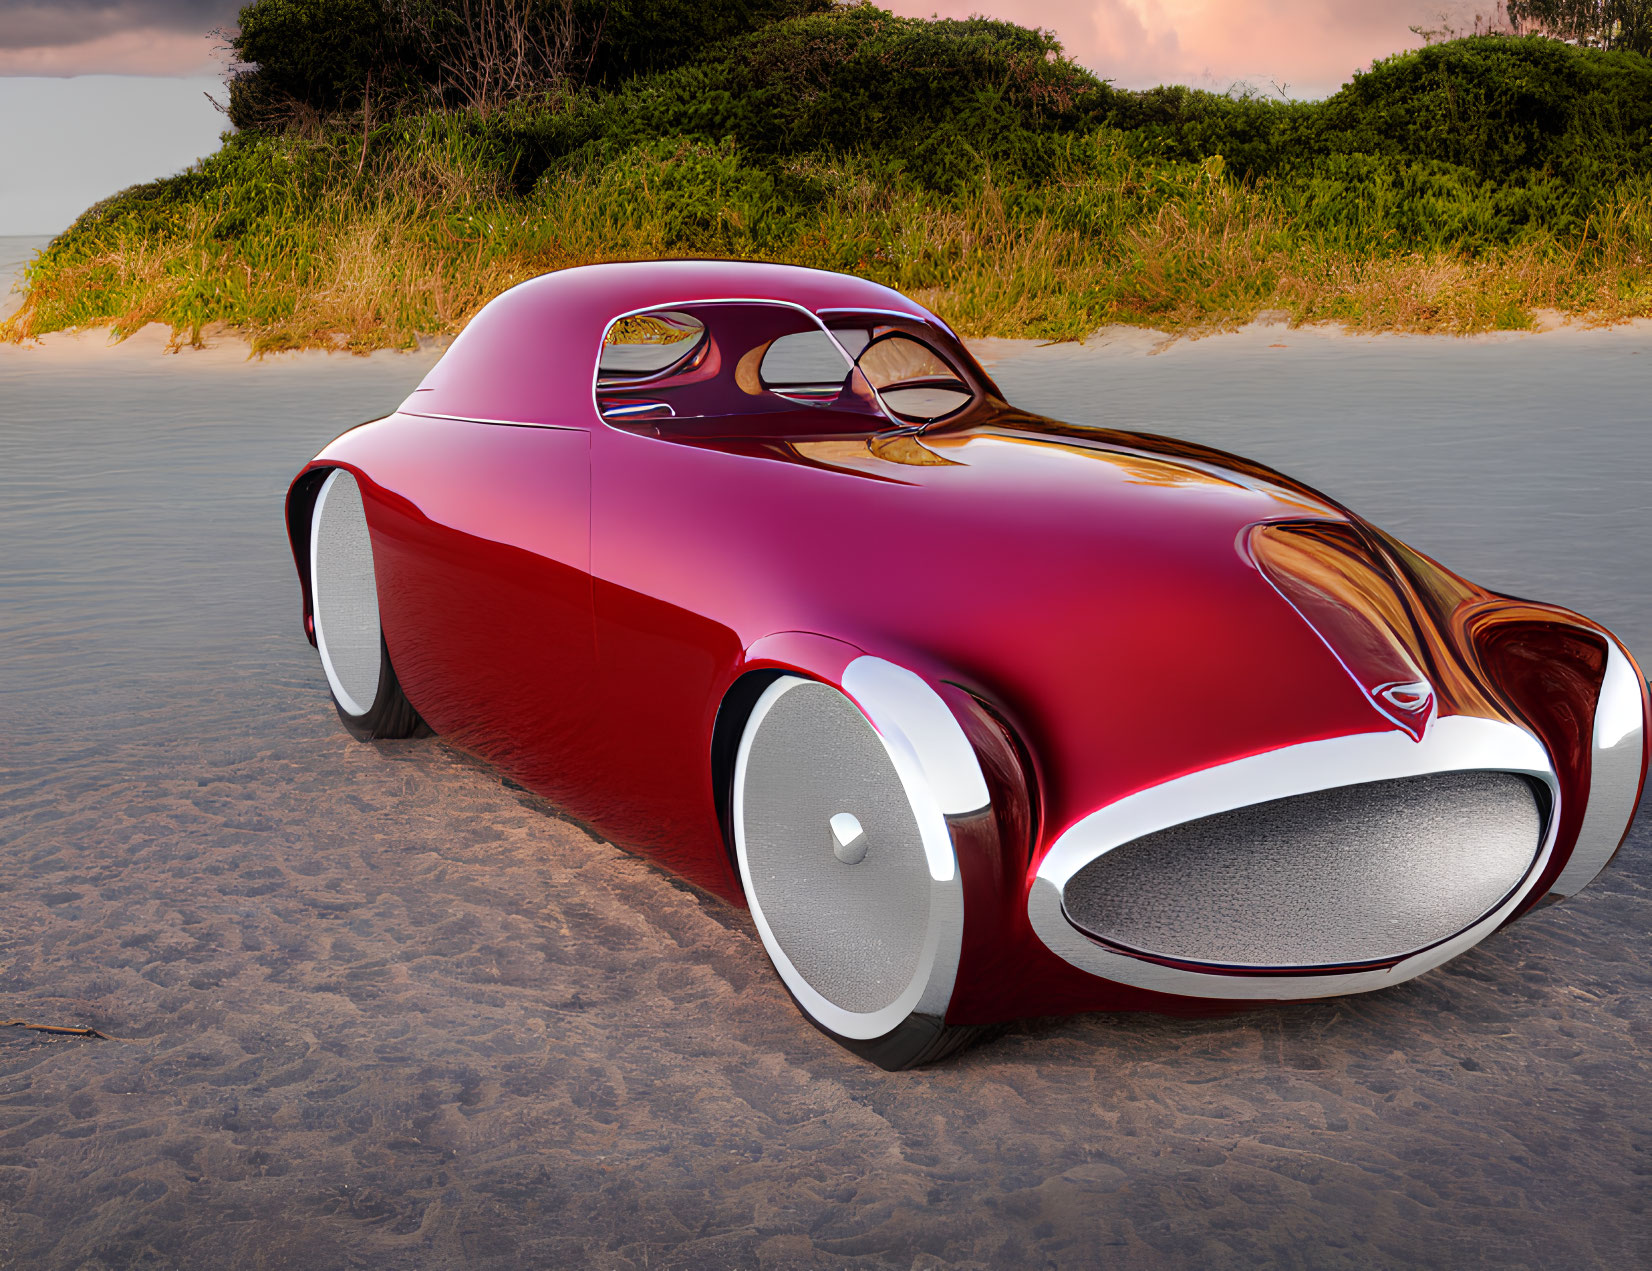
[582,302,892,894]
[356,412,597,808]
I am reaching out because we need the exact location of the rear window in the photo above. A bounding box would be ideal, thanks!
[599,311,706,382]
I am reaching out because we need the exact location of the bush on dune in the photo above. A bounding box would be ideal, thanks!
[9,5,1652,350]
[1114,37,1652,181]
[226,0,833,125]
[1104,37,1652,241]
[573,0,837,83]
[1313,36,1652,183]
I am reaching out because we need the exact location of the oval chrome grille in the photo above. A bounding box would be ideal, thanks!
[1062,771,1544,969]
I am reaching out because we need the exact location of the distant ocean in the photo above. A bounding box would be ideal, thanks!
[1,235,52,319]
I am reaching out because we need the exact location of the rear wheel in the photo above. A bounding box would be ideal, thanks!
[309,469,420,740]
[733,674,987,1069]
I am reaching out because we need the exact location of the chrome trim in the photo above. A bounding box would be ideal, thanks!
[816,309,982,423]
[594,312,709,390]
[1552,639,1647,896]
[600,400,677,419]
[841,656,991,825]
[815,305,936,324]
[398,408,584,432]
[733,662,978,1039]
[1028,716,1559,1000]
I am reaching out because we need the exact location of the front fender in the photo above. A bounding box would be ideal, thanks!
[718,634,1054,1027]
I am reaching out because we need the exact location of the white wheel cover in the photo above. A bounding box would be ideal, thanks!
[734,671,970,1040]
[310,469,383,717]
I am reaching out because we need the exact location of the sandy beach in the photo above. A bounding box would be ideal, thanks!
[2,248,1649,1269]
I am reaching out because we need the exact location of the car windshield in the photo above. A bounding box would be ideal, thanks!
[818,314,979,424]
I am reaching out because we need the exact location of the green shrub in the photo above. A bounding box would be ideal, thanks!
[226,0,833,129]
[1111,36,1652,188]
[572,0,833,82]
[533,7,1116,191]
[1312,37,1652,183]
[548,137,806,249]
[229,0,414,127]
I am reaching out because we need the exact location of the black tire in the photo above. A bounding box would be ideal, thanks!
[309,469,422,741]
[330,633,422,741]
[794,999,1000,1071]
[731,673,988,1070]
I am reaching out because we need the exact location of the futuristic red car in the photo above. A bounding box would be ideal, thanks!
[286,261,1648,1068]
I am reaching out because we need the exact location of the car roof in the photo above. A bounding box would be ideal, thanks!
[406,260,943,427]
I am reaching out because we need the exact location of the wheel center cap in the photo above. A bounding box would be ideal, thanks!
[829,812,868,864]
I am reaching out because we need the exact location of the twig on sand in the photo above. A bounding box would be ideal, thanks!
[1,1019,129,1041]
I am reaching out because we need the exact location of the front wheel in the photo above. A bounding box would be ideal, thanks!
[732,672,989,1069]
[309,468,421,741]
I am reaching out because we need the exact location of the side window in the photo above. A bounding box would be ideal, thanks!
[756,331,855,403]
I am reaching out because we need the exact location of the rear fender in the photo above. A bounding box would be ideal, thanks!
[285,419,391,646]
[285,463,337,648]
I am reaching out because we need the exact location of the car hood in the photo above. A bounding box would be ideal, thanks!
[672,414,1439,845]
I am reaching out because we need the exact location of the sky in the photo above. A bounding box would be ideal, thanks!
[887,1,1501,97]
[0,0,232,76]
[0,0,1501,236]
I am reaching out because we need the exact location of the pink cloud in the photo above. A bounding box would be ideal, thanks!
[883,1,1497,97]
[0,28,220,77]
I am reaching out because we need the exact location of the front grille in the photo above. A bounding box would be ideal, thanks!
[1061,771,1544,969]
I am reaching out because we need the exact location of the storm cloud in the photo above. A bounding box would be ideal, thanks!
[1,0,237,49]
[0,0,236,73]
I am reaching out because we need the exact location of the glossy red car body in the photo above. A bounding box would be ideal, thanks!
[287,260,1648,1031]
